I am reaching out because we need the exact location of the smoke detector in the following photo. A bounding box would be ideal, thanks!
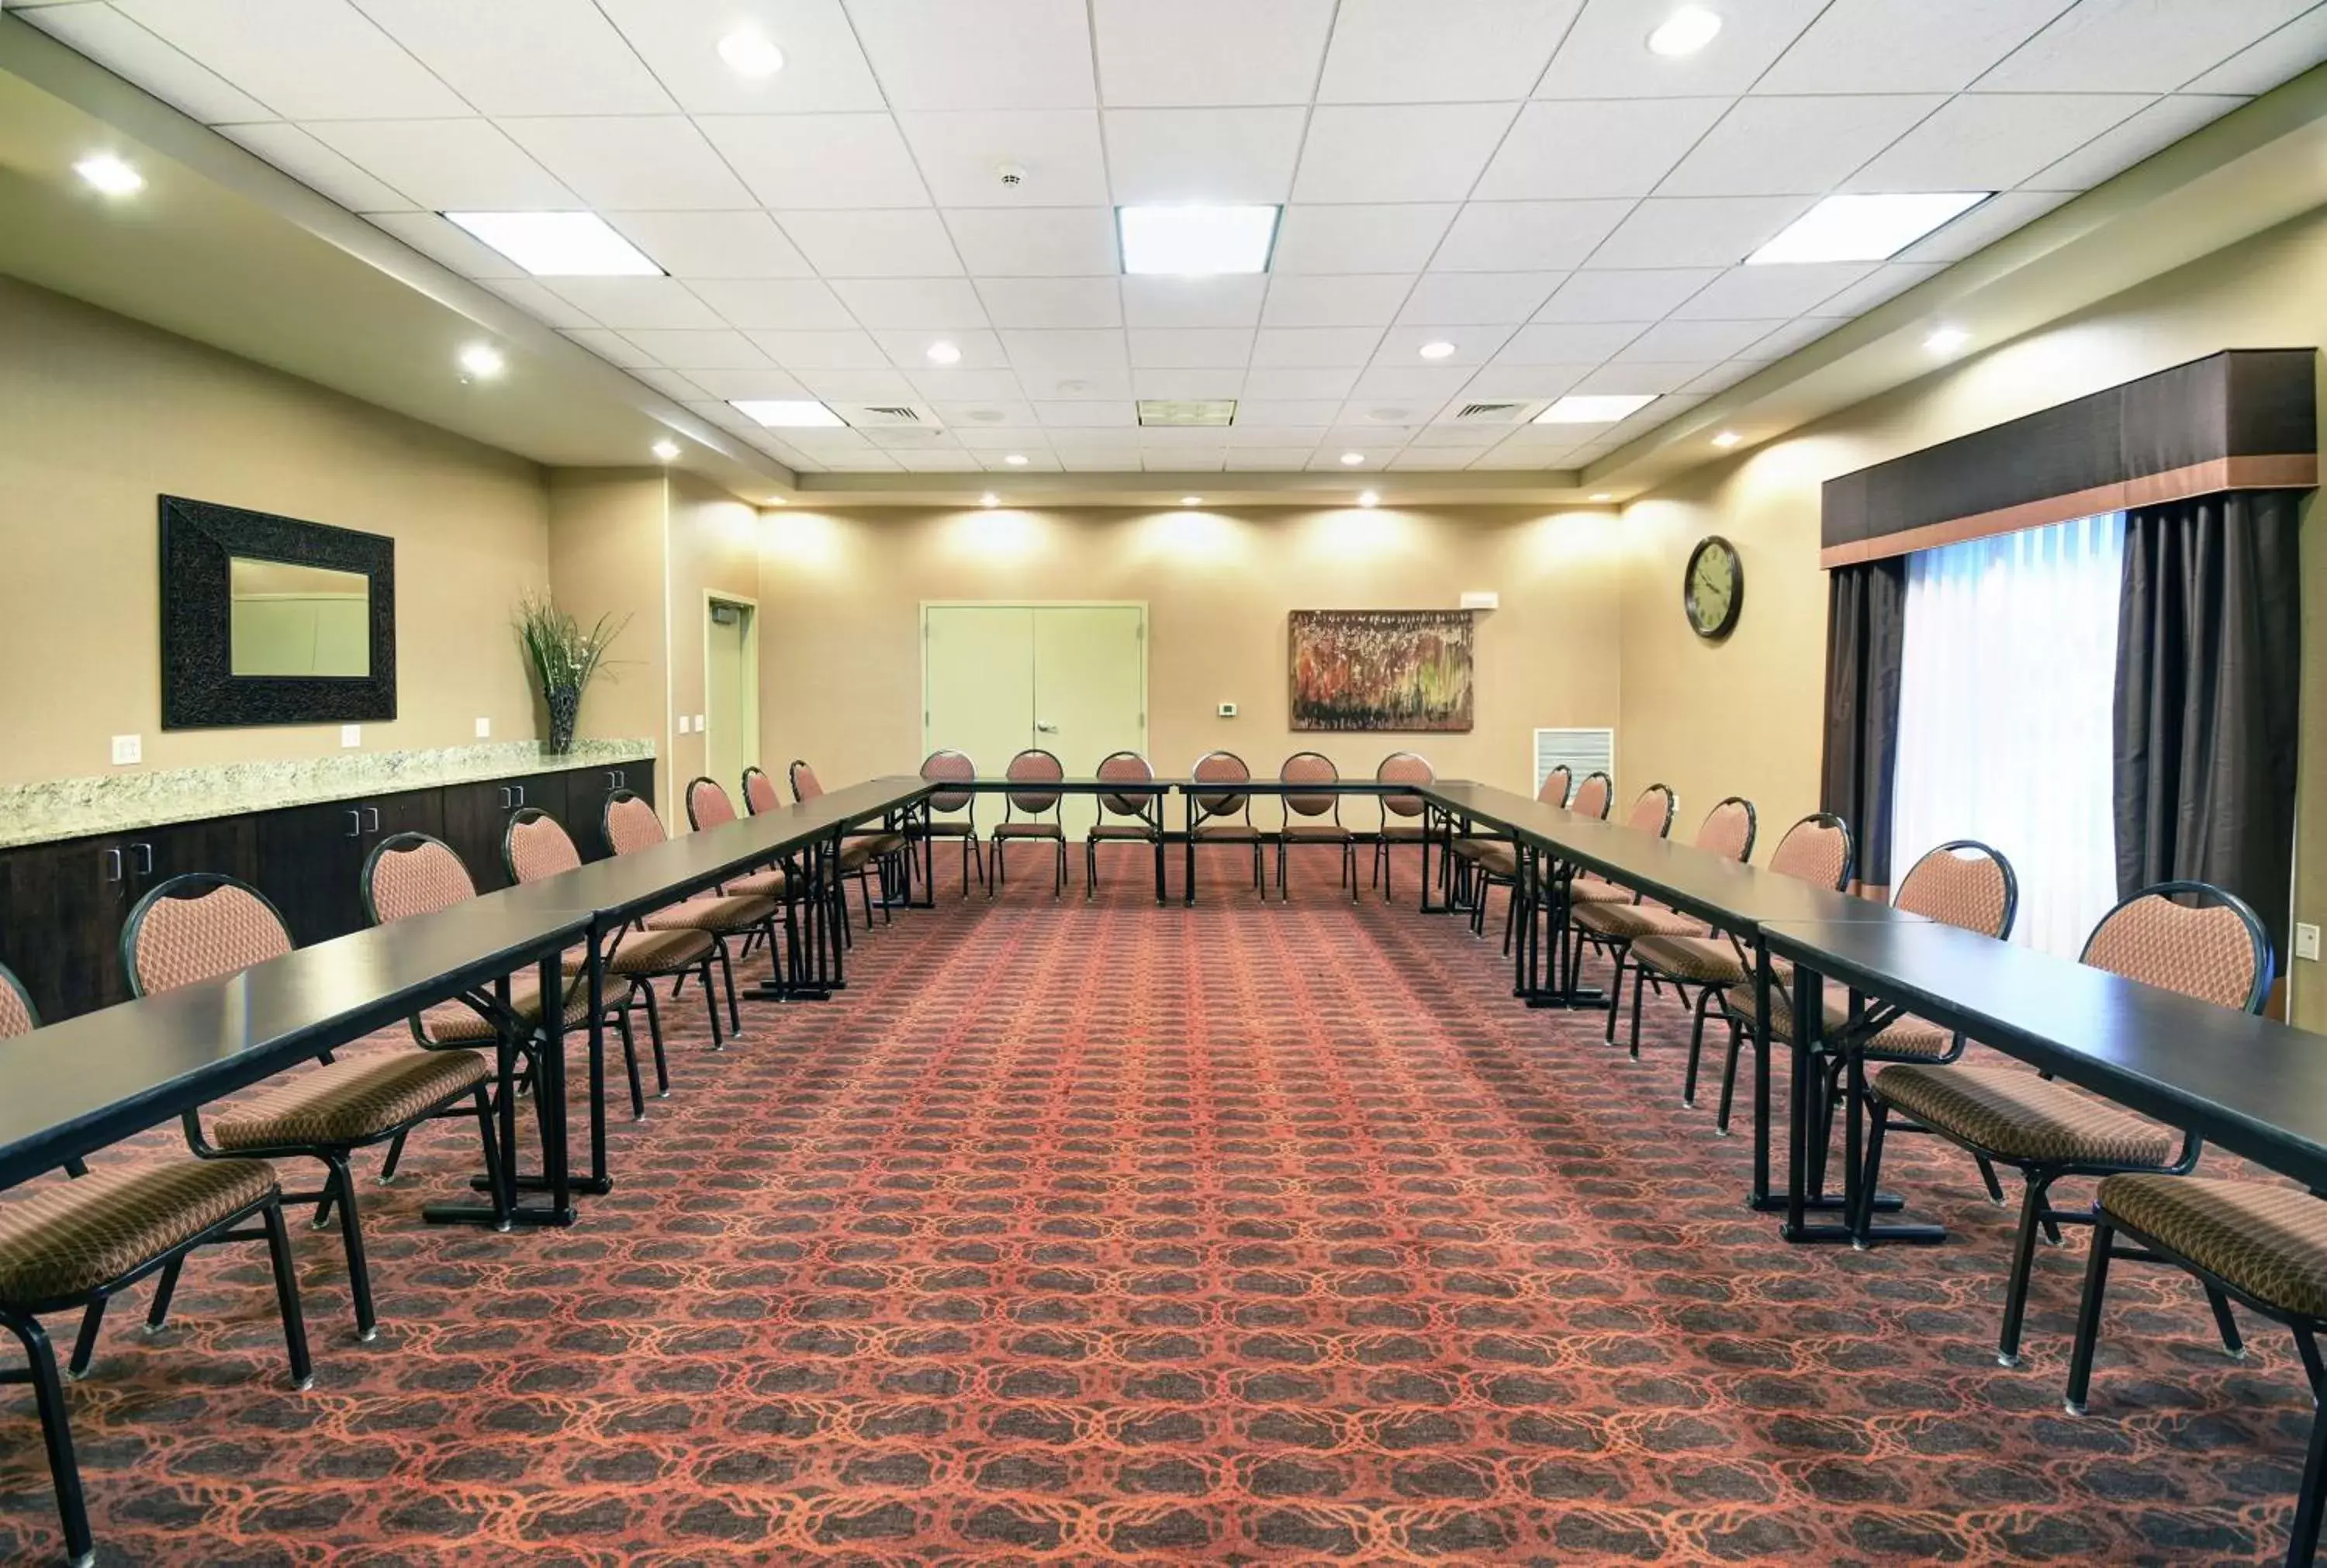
[997,162,1027,188]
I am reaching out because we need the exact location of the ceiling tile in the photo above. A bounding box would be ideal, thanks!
[1738,317,1850,361]
[624,367,713,401]
[1346,365,1472,401]
[1495,322,1645,364]
[1396,272,1561,326]
[1048,422,1141,444]
[1894,190,2072,261]
[1388,449,1481,469]
[500,118,756,211]
[779,209,965,275]
[1229,402,1343,429]
[974,277,1125,328]
[1308,447,1401,470]
[1756,0,2069,94]
[617,328,773,366]
[1035,402,1137,427]
[745,329,893,368]
[1477,98,1732,201]
[354,0,676,114]
[955,423,1045,448]
[1128,329,1255,368]
[305,119,579,209]
[1671,264,1874,319]
[2184,6,2327,92]
[1977,0,2316,92]
[698,115,931,208]
[1121,277,1269,329]
[1659,96,1944,197]
[1001,328,1132,376]
[365,212,527,277]
[1010,365,1133,399]
[1062,449,1147,469]
[829,278,991,328]
[690,279,858,330]
[1092,0,1336,105]
[1614,319,1778,361]
[859,428,961,451]
[1534,0,1828,98]
[607,212,814,278]
[2023,95,2247,191]
[1271,205,1461,275]
[1318,0,1582,103]
[980,448,1061,471]
[596,0,887,113]
[844,0,1096,109]
[683,368,813,399]
[1260,275,1416,327]
[1250,327,1387,368]
[1808,262,1948,318]
[1142,450,1224,471]
[945,208,1120,275]
[1585,197,1816,268]
[1132,368,1243,399]
[1845,93,2155,192]
[1241,368,1362,401]
[1407,423,1509,447]
[1371,326,1512,367]
[26,2,277,121]
[1102,108,1309,204]
[481,277,602,328]
[1292,104,1521,203]
[112,0,469,119]
[1683,361,1762,395]
[899,110,1110,205]
[800,368,920,400]
[222,123,417,210]
[547,278,728,328]
[1226,448,1326,469]
[1431,201,1636,271]
[893,449,987,471]
[1537,268,1719,321]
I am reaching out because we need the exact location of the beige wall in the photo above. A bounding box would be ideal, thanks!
[1616,204,2327,1025]
[545,470,669,767]
[754,503,1625,800]
[665,470,762,803]
[0,274,549,786]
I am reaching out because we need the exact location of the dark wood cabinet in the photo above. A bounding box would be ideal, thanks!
[257,788,444,947]
[563,761,651,860]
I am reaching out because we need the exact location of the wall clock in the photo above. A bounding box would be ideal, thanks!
[1683,535,1743,641]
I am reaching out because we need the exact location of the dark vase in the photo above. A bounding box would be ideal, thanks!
[545,686,580,755]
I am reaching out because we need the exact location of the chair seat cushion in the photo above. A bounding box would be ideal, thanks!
[848,831,904,856]
[2099,1175,2327,1319]
[993,822,1063,839]
[0,1159,281,1306]
[1377,822,1428,841]
[1875,1065,2175,1166]
[648,894,778,934]
[1193,823,1262,842]
[419,976,593,1045]
[214,1051,491,1150]
[1628,934,1748,986]
[1570,875,1630,903]
[1281,823,1353,841]
[917,821,978,838]
[1087,824,1157,841]
[1575,902,1702,941]
[1727,987,1954,1059]
[1449,834,1508,862]
[565,927,717,978]
[726,868,787,900]
[1468,844,1518,880]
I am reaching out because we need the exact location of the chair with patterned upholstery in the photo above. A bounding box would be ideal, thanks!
[507,807,725,1112]
[790,760,908,927]
[1460,767,1575,942]
[989,748,1069,898]
[1369,752,1433,901]
[606,790,782,1039]
[1274,751,1357,903]
[1554,782,1679,977]
[691,776,793,910]
[0,958,312,1568]
[915,749,985,896]
[1575,797,1756,1058]
[740,765,783,817]
[1188,751,1267,900]
[1085,751,1163,898]
[1627,813,1852,1124]
[123,875,505,1341]
[1865,881,2271,1366]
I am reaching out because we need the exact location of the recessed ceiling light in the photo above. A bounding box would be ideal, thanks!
[1004,453,1029,466]
[1647,5,1723,57]
[74,153,143,195]
[716,26,785,78]
[1180,496,1202,506]
[1418,340,1457,361]
[925,340,962,364]
[1748,192,1990,265]
[652,438,680,461]
[1340,451,1365,466]
[1924,325,1969,355]
[1357,491,1381,508]
[1534,394,1658,425]
[731,399,842,428]
[443,212,662,277]
[1712,430,1741,448]
[765,496,787,506]
[1118,205,1281,275]
[1591,492,1613,502]
[458,344,505,379]
[980,492,1000,507]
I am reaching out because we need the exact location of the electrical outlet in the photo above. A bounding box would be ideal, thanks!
[2298,922,2321,962]
[1217,702,1237,718]
[341,724,361,748]
[475,717,491,739]
[110,734,141,766]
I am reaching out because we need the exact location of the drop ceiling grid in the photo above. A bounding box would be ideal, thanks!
[19,0,2327,475]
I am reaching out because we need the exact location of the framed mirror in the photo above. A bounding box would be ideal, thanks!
[160,496,396,729]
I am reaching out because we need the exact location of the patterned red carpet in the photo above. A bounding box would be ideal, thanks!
[0,848,2311,1563]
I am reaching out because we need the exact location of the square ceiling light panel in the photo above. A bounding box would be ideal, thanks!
[731,400,845,428]
[1748,192,1991,264]
[1533,393,1659,424]
[1137,399,1239,427]
[444,212,664,276]
[1119,205,1281,275]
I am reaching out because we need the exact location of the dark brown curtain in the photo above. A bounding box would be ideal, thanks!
[2114,490,2303,953]
[1820,558,1908,893]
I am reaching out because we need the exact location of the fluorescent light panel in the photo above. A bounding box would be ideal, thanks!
[731,399,843,428]
[1119,205,1280,275]
[1534,393,1658,425]
[444,212,662,276]
[1748,192,1990,265]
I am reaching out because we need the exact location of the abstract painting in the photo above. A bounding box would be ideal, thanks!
[1288,610,1475,732]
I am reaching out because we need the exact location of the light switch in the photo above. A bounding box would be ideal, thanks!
[693,713,706,730]
[676,715,691,734]
[2298,922,2321,962]
[110,734,141,766]
[341,724,361,748]
[475,717,491,739]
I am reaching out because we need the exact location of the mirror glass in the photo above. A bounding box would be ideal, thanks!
[228,556,372,677]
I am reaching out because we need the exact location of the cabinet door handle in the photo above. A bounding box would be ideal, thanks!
[133,842,154,876]
[513,784,526,808]
[365,806,382,833]
[347,809,365,838]
[102,848,123,884]
[499,786,513,810]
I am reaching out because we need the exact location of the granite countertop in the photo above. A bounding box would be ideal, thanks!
[0,739,656,851]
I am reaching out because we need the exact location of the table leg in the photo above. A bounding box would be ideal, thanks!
[1774,965,1941,1245]
[427,946,581,1228]
[1183,792,1198,908]
[1153,810,1167,906]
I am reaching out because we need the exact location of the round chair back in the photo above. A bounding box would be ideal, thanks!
[1537,765,1572,807]
[2081,880,2272,1013]
[1095,751,1155,817]
[690,776,739,830]
[1571,772,1613,819]
[921,749,977,814]
[1192,751,1251,819]
[1377,751,1432,822]
[0,961,34,1038]
[123,874,292,998]
[1281,751,1340,820]
[1893,840,2018,939]
[1695,796,1757,862]
[789,760,825,803]
[1624,783,1677,838]
[1004,749,1064,815]
[504,807,583,886]
[361,833,478,926]
[741,766,783,815]
[604,790,666,855]
[1766,813,1853,891]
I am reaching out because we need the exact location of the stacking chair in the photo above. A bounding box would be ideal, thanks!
[1276,751,1357,902]
[1189,751,1268,899]
[507,808,725,1109]
[694,775,793,909]
[1577,797,1755,1056]
[790,760,906,926]
[916,749,986,896]
[1370,751,1433,900]
[2069,1176,2327,1566]
[989,748,1069,898]
[123,875,504,1340]
[0,960,312,1568]
[1462,765,1574,941]
[1627,813,1852,1119]
[1554,782,1679,976]
[606,791,782,1038]
[1865,881,2270,1366]
[1086,750,1163,896]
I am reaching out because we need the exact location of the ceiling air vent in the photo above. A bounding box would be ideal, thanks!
[835,402,942,429]
[1139,399,1237,427]
[1452,401,1546,425]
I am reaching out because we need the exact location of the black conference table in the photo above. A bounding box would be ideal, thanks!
[943,777,1178,905]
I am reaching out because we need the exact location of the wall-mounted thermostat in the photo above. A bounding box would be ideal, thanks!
[1460,591,1499,611]
[1217,702,1238,717]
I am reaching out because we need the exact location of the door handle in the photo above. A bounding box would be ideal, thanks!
[365,806,382,833]
[133,842,154,876]
[102,848,123,884]
[347,809,364,838]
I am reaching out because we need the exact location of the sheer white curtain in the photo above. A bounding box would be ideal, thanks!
[1889,513,2125,958]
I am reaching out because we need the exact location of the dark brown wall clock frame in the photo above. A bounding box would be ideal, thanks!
[159,495,397,729]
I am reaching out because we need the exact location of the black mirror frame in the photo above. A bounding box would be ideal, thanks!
[159,495,396,730]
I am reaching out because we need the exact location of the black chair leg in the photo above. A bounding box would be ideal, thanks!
[618,1003,647,1120]
[2206,1285,2247,1361]
[472,1085,512,1231]
[259,1198,316,1390]
[1627,952,1647,1060]
[1603,951,1627,1045]
[1682,985,1719,1106]
[637,981,673,1097]
[1975,1154,2007,1206]
[2298,1325,2327,1402]
[146,1257,184,1335]
[322,1152,378,1341]
[699,958,726,1052]
[3,1310,93,1567]
[2288,1381,2327,1568]
[1997,1173,2055,1367]
[1853,1101,1890,1247]
[2063,1217,2114,1414]
[1715,1022,1745,1135]
[66,1296,106,1379]
[377,1129,408,1186]
[717,941,743,1038]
